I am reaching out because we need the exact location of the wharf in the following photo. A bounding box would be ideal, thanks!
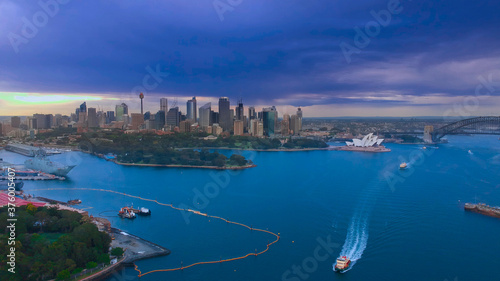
[110,228,170,264]
[0,174,65,181]
[333,146,391,152]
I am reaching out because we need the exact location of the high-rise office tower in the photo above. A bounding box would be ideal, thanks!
[160,98,168,112]
[160,98,168,124]
[257,121,264,136]
[166,107,180,128]
[131,113,144,130]
[296,107,303,118]
[296,107,303,131]
[75,108,80,122]
[248,107,256,120]
[87,108,98,127]
[33,114,48,129]
[54,114,62,127]
[234,120,244,136]
[106,111,115,124]
[262,107,278,136]
[250,119,258,136]
[115,103,128,122]
[218,97,231,131]
[282,114,290,136]
[97,111,106,127]
[179,120,191,133]
[199,103,211,128]
[235,99,244,121]
[187,97,197,122]
[78,112,87,126]
[79,102,87,113]
[290,114,301,135]
[11,116,21,128]
[155,110,166,130]
[211,110,219,125]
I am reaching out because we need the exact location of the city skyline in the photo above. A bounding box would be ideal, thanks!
[2,1,500,117]
[2,91,500,117]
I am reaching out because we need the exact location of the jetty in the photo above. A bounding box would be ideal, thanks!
[111,228,170,264]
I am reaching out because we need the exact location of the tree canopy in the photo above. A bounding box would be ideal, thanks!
[0,204,111,281]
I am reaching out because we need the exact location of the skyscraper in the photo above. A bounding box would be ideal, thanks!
[87,108,98,127]
[235,99,244,121]
[160,98,168,112]
[155,110,166,130]
[160,98,168,124]
[296,107,303,118]
[199,103,211,128]
[282,114,290,136]
[115,103,128,122]
[262,107,277,136]
[186,97,197,122]
[248,107,256,120]
[131,113,144,130]
[166,107,180,128]
[211,110,219,125]
[11,116,21,128]
[234,120,244,136]
[179,120,191,133]
[218,97,231,132]
[79,102,87,113]
[290,115,301,135]
[296,107,303,131]
[106,111,115,124]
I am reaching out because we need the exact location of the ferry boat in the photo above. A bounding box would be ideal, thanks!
[400,162,407,169]
[334,256,351,272]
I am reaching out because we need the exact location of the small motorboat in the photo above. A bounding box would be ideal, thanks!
[400,162,407,169]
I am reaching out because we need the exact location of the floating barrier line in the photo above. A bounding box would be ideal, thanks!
[30,188,280,277]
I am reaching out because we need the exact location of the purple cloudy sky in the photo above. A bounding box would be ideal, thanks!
[1,0,500,116]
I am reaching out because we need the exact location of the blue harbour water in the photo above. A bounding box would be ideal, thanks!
[2,135,500,281]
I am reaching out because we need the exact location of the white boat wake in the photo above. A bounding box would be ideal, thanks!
[334,214,369,272]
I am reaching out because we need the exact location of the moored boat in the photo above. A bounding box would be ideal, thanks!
[136,207,151,216]
[24,150,75,177]
[0,180,24,191]
[118,207,136,219]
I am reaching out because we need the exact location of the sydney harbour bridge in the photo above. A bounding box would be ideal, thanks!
[429,116,500,142]
[383,116,500,143]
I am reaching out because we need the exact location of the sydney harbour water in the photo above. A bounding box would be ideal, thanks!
[2,135,500,281]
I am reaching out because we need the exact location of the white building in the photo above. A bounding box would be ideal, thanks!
[346,133,384,147]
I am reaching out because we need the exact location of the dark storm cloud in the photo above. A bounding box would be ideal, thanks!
[1,0,500,106]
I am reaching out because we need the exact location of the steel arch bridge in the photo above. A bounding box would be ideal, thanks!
[432,116,500,141]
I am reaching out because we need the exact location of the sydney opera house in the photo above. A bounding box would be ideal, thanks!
[346,133,384,147]
[339,133,390,152]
